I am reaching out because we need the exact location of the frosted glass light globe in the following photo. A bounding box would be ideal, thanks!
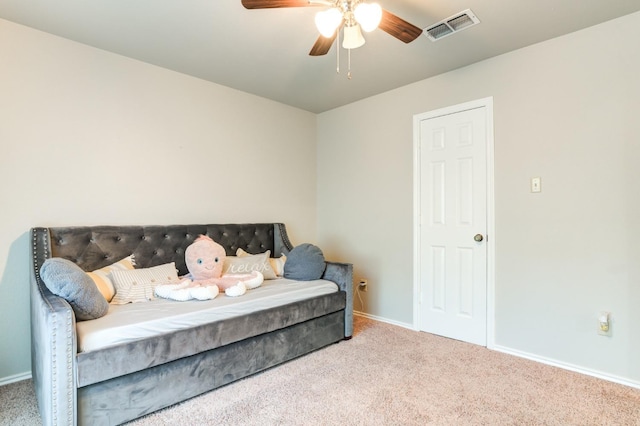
[315,8,342,37]
[354,3,382,32]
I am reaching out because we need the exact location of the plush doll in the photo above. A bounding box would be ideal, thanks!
[155,235,263,301]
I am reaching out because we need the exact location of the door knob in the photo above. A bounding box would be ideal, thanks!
[474,234,484,242]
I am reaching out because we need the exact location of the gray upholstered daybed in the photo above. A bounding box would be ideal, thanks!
[30,223,353,426]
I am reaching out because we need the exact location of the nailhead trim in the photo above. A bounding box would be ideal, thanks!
[33,229,75,425]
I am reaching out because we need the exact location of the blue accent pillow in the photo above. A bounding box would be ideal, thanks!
[40,258,109,321]
[283,243,326,281]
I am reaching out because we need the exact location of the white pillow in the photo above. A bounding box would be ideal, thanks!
[225,250,276,279]
[270,254,287,277]
[86,255,135,302]
[237,248,287,277]
[110,262,180,304]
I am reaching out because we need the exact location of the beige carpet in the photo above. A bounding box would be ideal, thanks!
[2,316,639,425]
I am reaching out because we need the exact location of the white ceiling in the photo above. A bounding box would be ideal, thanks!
[1,0,639,113]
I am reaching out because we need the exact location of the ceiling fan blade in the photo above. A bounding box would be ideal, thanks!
[309,32,338,56]
[241,0,313,9]
[378,9,423,43]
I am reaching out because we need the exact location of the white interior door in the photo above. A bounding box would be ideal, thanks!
[416,105,488,346]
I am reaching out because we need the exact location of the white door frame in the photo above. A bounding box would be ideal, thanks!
[412,97,496,348]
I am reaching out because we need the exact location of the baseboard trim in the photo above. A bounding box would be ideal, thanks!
[354,311,415,331]
[355,312,639,390]
[492,344,640,390]
[0,371,31,387]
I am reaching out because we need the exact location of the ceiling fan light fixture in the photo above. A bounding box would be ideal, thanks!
[342,24,365,49]
[354,2,382,32]
[315,7,342,38]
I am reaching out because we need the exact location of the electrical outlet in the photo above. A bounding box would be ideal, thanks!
[598,311,611,336]
[358,279,368,292]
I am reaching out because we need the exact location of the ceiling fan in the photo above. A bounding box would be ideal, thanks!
[241,0,423,57]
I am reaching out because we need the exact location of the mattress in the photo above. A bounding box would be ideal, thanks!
[77,278,338,353]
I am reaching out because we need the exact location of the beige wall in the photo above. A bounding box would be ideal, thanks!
[0,19,318,381]
[317,12,640,384]
[2,10,639,387]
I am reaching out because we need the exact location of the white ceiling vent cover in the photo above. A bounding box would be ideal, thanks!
[424,9,480,42]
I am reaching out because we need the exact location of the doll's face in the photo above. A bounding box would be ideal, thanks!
[185,237,225,279]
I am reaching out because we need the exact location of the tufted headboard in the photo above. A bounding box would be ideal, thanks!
[31,223,294,276]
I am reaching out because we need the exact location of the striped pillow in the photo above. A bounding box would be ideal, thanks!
[110,263,180,305]
[87,255,135,302]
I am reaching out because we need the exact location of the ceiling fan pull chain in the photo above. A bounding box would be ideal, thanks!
[347,48,352,79]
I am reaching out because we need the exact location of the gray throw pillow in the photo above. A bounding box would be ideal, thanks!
[40,258,109,321]
[283,243,326,281]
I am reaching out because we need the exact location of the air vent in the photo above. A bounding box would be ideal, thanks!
[424,9,480,42]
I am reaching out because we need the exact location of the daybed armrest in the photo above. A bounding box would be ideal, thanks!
[30,228,77,426]
[322,261,353,338]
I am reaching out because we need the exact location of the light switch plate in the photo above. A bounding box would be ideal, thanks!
[531,177,541,193]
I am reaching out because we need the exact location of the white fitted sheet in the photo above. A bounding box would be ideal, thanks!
[77,278,338,353]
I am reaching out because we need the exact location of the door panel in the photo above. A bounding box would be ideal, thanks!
[418,107,487,346]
